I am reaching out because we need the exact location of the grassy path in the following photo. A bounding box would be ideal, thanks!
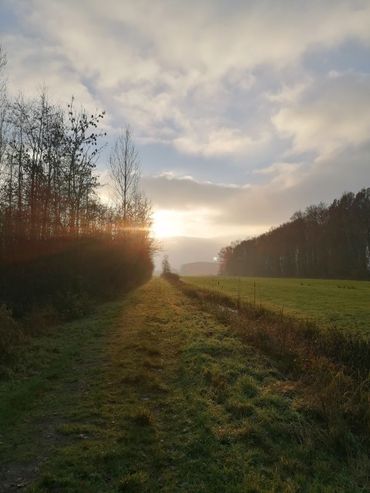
[0,279,367,492]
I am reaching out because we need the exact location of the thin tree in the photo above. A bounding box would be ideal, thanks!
[0,46,7,170]
[161,255,171,276]
[109,127,140,224]
[0,45,6,93]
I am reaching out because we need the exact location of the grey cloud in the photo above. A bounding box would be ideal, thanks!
[141,172,301,227]
[143,140,370,230]
[141,174,245,210]
[219,143,370,226]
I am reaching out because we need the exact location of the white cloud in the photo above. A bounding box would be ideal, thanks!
[272,73,370,158]
[173,127,269,157]
[254,162,301,176]
[266,81,311,104]
[3,0,370,158]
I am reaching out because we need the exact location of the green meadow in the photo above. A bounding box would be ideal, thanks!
[183,276,370,334]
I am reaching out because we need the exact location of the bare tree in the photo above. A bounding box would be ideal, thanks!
[161,255,171,276]
[64,97,105,235]
[109,127,140,223]
[0,46,8,170]
[0,45,6,91]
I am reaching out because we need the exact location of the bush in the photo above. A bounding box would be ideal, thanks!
[23,304,59,334]
[54,289,91,321]
[0,304,21,358]
[161,271,180,283]
[0,236,153,371]
[0,237,154,320]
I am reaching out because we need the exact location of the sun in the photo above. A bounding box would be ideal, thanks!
[151,209,184,238]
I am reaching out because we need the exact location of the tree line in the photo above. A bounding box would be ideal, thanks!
[219,189,370,280]
[0,46,153,322]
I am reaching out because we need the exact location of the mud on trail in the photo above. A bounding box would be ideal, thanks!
[0,279,367,492]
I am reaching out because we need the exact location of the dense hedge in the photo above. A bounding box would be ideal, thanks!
[0,236,153,319]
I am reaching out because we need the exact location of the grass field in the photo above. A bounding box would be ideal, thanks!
[183,276,370,334]
[0,278,369,492]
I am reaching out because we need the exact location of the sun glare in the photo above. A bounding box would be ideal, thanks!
[152,210,184,238]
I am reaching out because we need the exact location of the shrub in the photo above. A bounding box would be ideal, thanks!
[161,271,180,283]
[0,304,21,358]
[23,304,59,334]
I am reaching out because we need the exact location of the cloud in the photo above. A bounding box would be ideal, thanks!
[254,162,302,176]
[219,141,370,227]
[141,171,293,231]
[142,132,370,233]
[2,0,370,263]
[273,73,370,158]
[172,127,269,157]
[141,173,246,210]
[3,0,370,159]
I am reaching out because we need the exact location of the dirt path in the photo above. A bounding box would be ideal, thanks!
[0,279,365,492]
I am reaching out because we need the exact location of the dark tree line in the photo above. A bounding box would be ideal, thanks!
[0,47,153,319]
[219,189,370,280]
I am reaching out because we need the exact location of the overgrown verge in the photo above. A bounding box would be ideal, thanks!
[175,279,370,454]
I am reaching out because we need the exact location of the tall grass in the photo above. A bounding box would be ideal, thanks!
[175,279,370,450]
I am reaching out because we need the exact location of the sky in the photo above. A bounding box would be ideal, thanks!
[1,0,370,269]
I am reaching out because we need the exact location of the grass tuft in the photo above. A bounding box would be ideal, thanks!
[131,408,154,427]
[118,471,149,492]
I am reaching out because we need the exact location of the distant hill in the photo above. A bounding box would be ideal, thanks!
[153,236,228,273]
[180,261,219,276]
